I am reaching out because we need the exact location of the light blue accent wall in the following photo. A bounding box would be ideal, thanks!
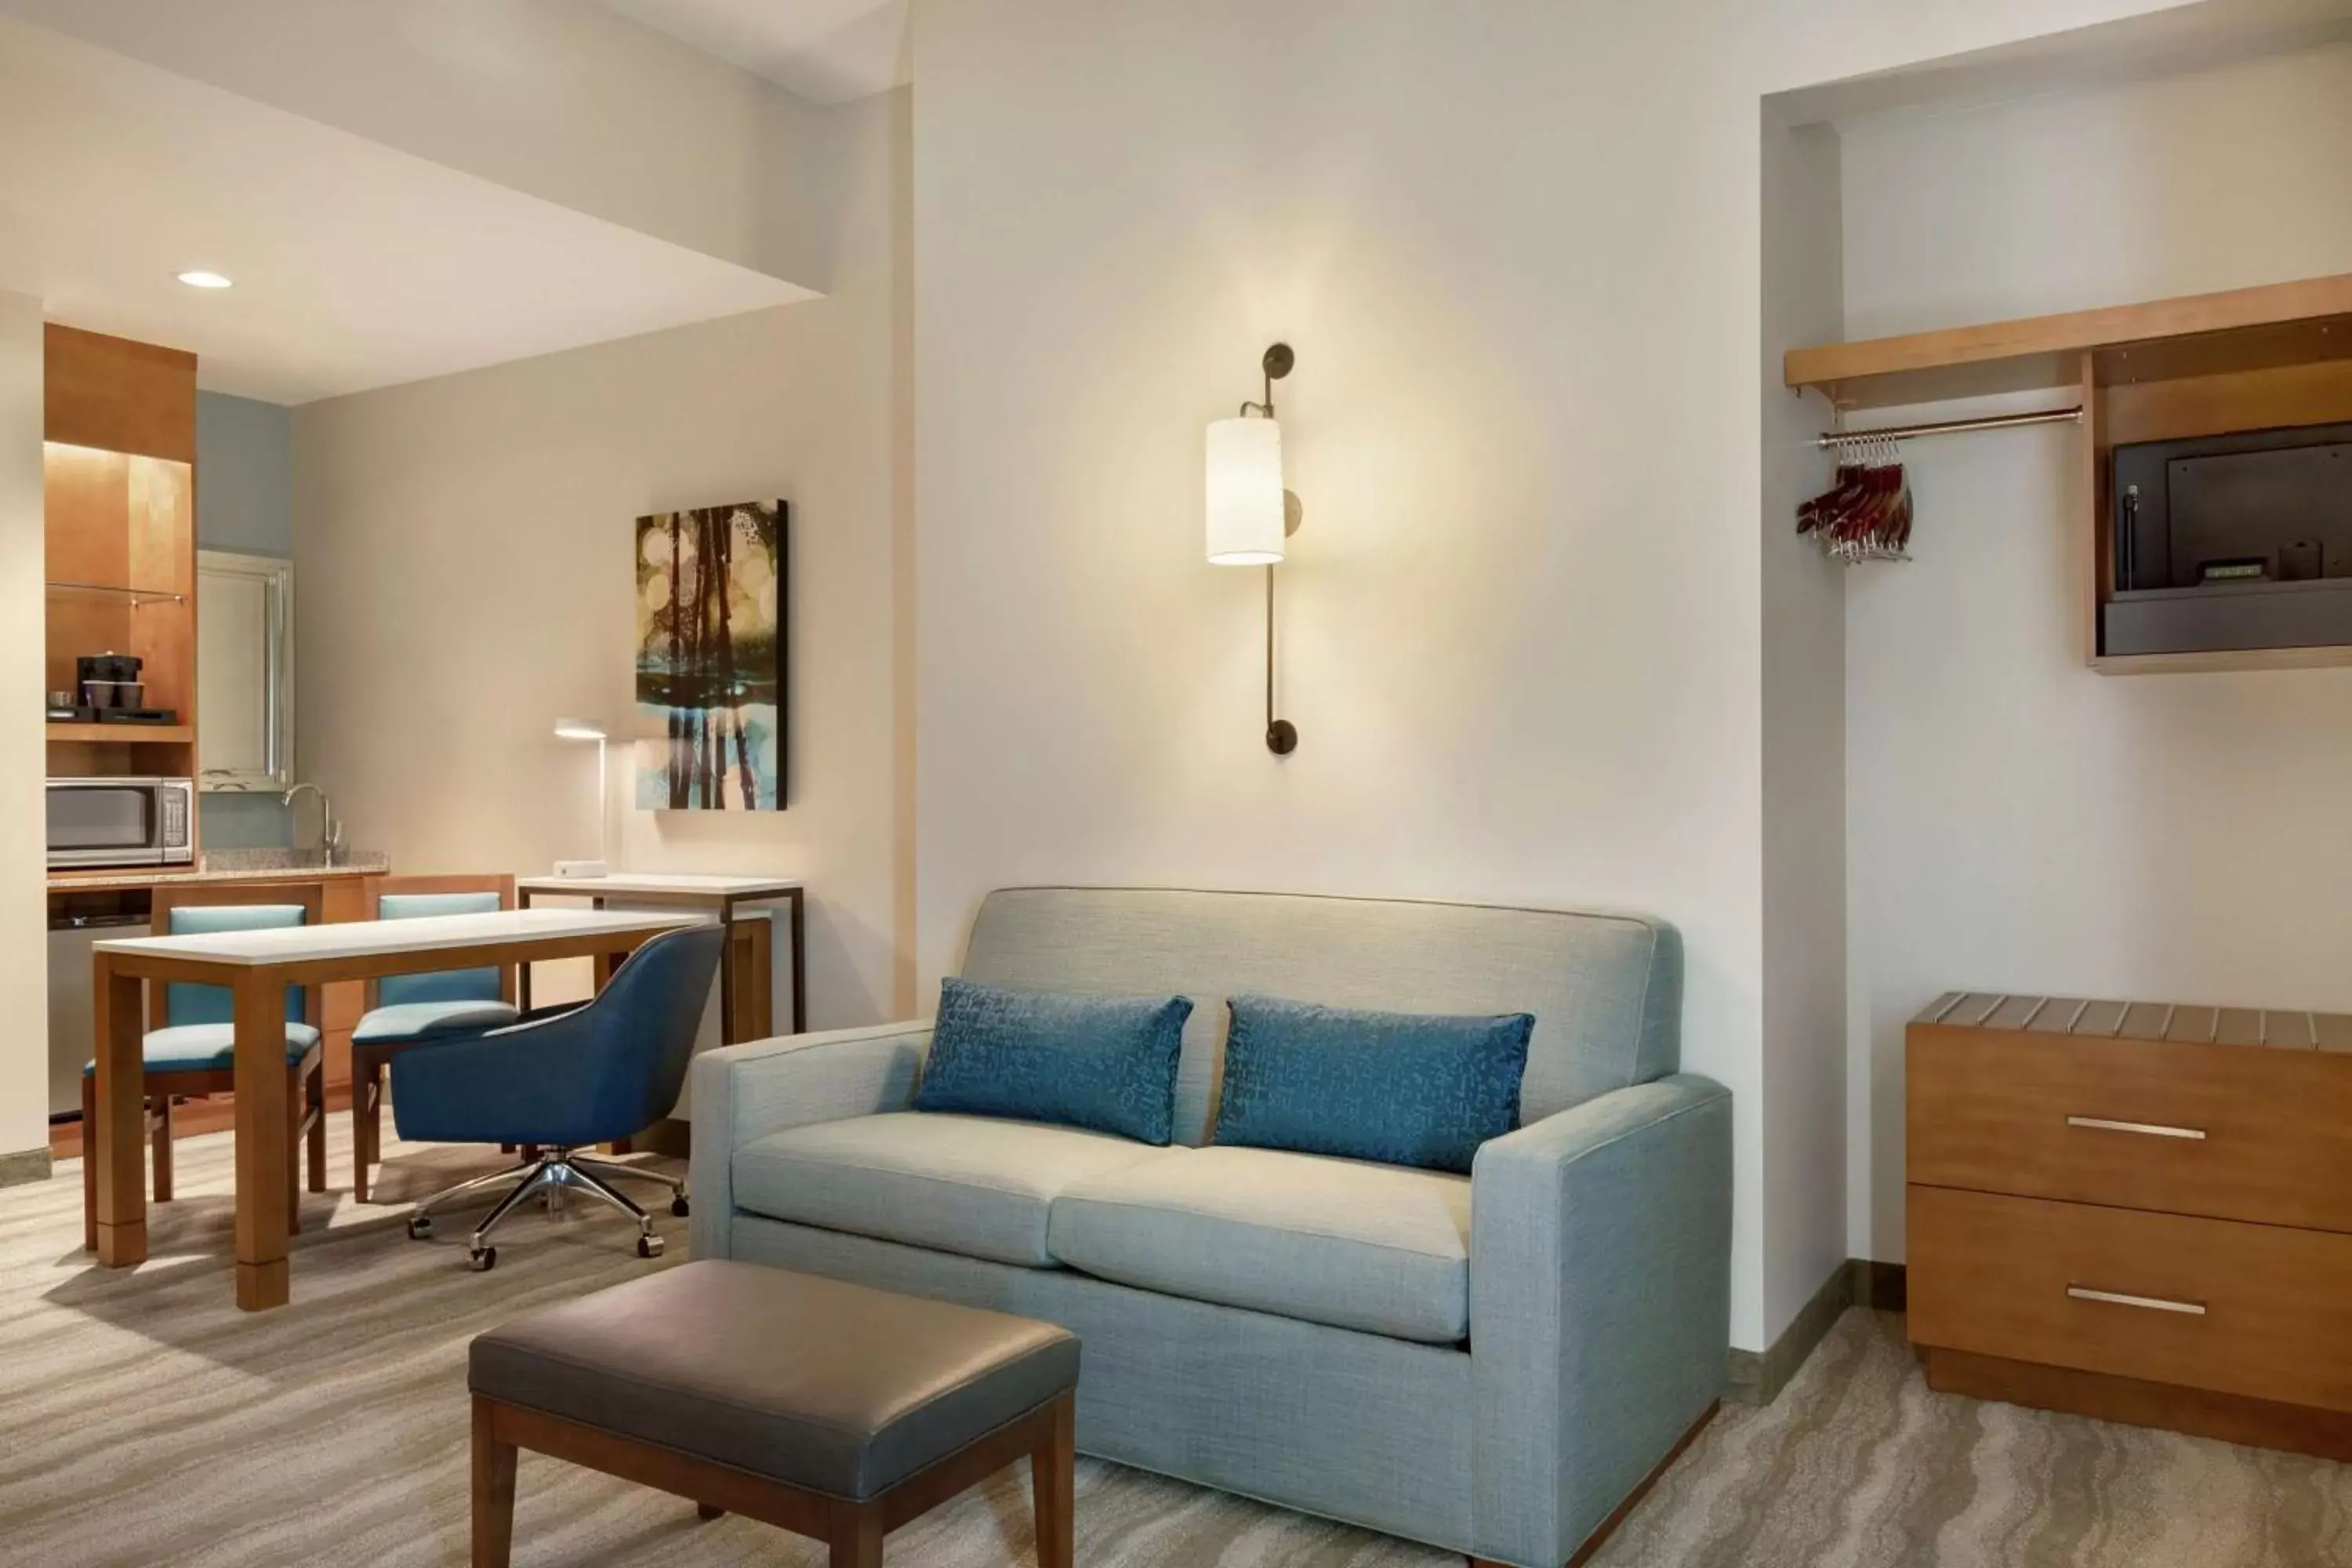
[195,393,293,555]
[194,392,293,848]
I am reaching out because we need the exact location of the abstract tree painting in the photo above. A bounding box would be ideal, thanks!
[633,500,786,811]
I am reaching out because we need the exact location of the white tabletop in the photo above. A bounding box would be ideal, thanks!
[515,872,803,897]
[93,907,699,966]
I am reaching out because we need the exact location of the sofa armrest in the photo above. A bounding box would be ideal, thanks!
[688,1021,930,1258]
[1467,1073,1732,1568]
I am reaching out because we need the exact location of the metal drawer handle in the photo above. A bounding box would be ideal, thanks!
[2067,1285,2206,1316]
[2066,1115,2205,1141]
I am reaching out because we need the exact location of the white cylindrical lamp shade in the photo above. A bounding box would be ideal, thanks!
[1206,416,1286,565]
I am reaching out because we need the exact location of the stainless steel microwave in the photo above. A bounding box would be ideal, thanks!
[47,776,194,869]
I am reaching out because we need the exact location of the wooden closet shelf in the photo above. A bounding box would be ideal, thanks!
[1788,272,2352,409]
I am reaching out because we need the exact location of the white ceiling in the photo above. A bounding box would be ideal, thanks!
[603,0,909,104]
[0,15,812,405]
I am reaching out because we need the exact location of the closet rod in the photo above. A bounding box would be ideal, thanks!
[1816,406,2083,448]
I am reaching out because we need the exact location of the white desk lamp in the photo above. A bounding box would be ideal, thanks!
[553,717,611,878]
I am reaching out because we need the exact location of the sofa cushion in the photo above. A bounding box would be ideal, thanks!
[1213,995,1533,1174]
[913,978,1192,1145]
[733,1112,1178,1268]
[1047,1145,1472,1343]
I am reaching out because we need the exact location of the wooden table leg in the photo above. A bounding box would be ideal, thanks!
[517,887,534,1011]
[152,1094,175,1201]
[92,957,147,1267]
[473,1396,517,1568]
[232,972,292,1311]
[1033,1392,1075,1568]
[789,888,807,1034]
[717,903,738,1044]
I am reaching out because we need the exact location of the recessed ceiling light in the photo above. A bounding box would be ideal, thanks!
[176,270,232,289]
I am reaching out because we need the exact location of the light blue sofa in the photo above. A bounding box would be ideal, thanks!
[691,887,1731,1567]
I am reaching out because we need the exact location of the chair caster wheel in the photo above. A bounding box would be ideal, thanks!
[637,1234,665,1259]
[406,1214,433,1240]
[468,1246,497,1272]
[671,1195,689,1218]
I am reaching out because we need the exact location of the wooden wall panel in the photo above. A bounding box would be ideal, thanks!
[43,325,196,463]
[2103,358,2352,448]
[43,445,130,584]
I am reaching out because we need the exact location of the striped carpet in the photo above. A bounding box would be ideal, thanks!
[4,1129,2347,1567]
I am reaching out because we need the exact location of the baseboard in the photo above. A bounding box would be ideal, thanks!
[1726,1258,1908,1406]
[0,1145,54,1189]
[1852,1258,1907,1312]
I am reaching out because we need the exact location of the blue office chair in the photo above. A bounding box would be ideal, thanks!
[350,883,521,1202]
[390,923,720,1271]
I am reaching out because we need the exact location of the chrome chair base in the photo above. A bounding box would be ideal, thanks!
[404,1149,687,1271]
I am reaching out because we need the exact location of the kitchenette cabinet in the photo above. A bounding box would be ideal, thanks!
[43,325,200,792]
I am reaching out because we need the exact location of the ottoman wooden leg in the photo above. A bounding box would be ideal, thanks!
[1032,1392,1075,1568]
[473,1396,517,1568]
[828,1501,884,1568]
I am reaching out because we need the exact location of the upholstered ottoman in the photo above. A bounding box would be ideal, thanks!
[467,1261,1079,1567]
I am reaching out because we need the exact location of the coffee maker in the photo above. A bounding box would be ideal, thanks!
[48,652,177,725]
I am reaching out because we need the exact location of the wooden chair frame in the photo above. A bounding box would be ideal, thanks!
[472,1389,1075,1568]
[353,874,517,1202]
[82,883,327,1251]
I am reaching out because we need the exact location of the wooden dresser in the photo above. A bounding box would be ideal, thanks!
[1907,993,2352,1458]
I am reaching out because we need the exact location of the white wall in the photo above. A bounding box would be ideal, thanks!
[912,0,1773,1348]
[1760,117,1849,1330]
[907,0,2188,1354]
[293,89,912,1029]
[0,289,44,1163]
[1841,42,2352,1261]
[1842,41,2352,337]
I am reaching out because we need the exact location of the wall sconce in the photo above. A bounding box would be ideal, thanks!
[1206,343,1302,755]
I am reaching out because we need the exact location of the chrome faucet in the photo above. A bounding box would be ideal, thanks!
[281,781,343,866]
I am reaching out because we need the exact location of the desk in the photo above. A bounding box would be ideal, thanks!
[90,908,698,1311]
[514,874,805,1042]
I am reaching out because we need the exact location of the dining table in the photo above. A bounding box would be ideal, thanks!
[89,906,701,1311]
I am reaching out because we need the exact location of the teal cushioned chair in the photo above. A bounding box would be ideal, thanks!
[350,882,520,1201]
[79,899,327,1252]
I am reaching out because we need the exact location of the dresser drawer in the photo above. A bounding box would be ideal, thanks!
[1908,1024,2352,1232]
[1909,1185,2352,1413]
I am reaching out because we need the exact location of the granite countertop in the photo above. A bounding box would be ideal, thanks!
[49,849,390,893]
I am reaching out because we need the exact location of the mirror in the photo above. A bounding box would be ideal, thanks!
[196,550,294,789]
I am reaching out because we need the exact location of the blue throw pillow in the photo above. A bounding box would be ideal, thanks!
[914,978,1193,1145]
[1212,995,1534,1174]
